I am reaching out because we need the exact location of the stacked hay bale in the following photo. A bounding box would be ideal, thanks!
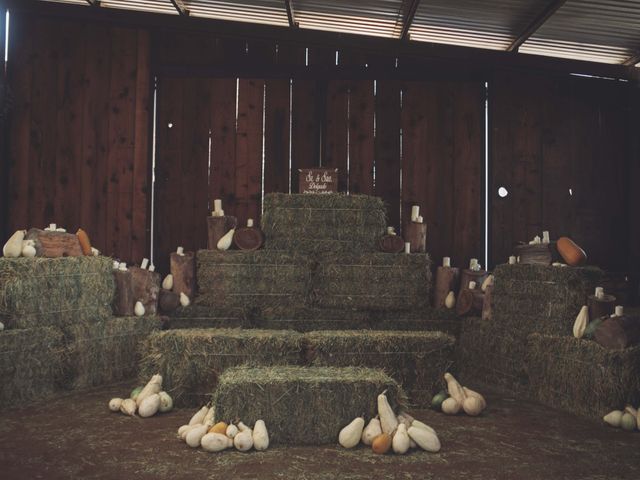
[457,264,601,393]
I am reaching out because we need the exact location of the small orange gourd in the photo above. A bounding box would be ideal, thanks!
[209,421,228,435]
[556,237,586,266]
[76,228,93,256]
[372,433,392,454]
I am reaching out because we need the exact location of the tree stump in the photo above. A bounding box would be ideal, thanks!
[170,251,196,298]
[159,289,180,313]
[456,288,485,316]
[434,266,460,308]
[514,243,552,265]
[25,228,82,257]
[594,316,640,350]
[378,234,405,253]
[588,294,616,320]
[405,222,427,253]
[234,227,265,251]
[207,216,237,250]
[130,266,161,315]
[112,270,134,316]
[482,285,493,320]
[459,269,488,293]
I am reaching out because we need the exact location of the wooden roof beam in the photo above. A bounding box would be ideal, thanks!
[507,0,567,52]
[399,0,421,40]
[284,0,298,28]
[623,51,640,67]
[169,0,189,16]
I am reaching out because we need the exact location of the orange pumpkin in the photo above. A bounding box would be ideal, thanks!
[372,433,392,454]
[76,228,92,256]
[556,237,587,266]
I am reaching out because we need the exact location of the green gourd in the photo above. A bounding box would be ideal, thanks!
[431,391,448,411]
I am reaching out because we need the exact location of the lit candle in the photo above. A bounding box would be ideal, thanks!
[49,223,57,231]
[141,258,149,270]
[542,231,550,244]
[614,305,624,316]
[443,257,451,267]
[214,199,222,214]
[468,281,477,290]
[176,246,184,256]
[469,258,478,270]
[533,235,541,244]
[119,263,127,271]
[411,205,420,222]
[387,226,395,235]
[404,242,411,254]
[595,287,604,299]
[148,264,155,272]
[247,219,254,228]
[508,256,516,265]
[113,261,120,270]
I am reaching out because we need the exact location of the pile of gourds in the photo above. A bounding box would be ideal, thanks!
[431,372,487,416]
[177,406,269,453]
[338,391,441,454]
[603,405,640,432]
[108,374,173,418]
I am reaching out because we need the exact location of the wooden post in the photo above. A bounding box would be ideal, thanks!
[594,316,640,349]
[130,266,161,315]
[482,284,493,320]
[405,222,427,253]
[207,215,237,250]
[233,227,265,251]
[159,289,180,313]
[378,234,405,253]
[171,251,196,298]
[459,269,488,293]
[112,270,134,316]
[588,294,616,320]
[456,288,485,316]
[434,266,460,308]
[25,228,83,257]
[513,243,552,265]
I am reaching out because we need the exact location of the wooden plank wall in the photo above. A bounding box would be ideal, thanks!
[490,71,631,271]
[5,13,150,263]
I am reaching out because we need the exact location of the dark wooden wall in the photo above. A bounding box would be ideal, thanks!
[6,13,150,263]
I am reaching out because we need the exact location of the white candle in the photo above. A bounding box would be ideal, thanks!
[542,231,550,244]
[411,205,420,222]
[113,261,120,270]
[404,242,411,254]
[49,223,57,231]
[176,246,184,256]
[595,287,604,299]
[443,257,451,268]
[119,263,127,271]
[517,256,520,263]
[148,264,155,272]
[417,215,423,224]
[468,281,477,290]
[469,258,478,270]
[141,258,149,270]
[218,209,224,217]
[614,305,624,316]
[247,219,254,228]
[508,256,516,265]
[533,235,541,244]
[214,199,222,213]
[387,226,394,235]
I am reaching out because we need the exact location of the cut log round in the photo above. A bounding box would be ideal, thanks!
[207,216,237,250]
[233,227,265,251]
[130,266,161,315]
[434,266,460,308]
[594,316,640,350]
[25,228,83,258]
[514,243,552,265]
[459,269,488,293]
[170,251,196,298]
[456,288,485,316]
[588,294,616,320]
[112,270,134,316]
[159,289,180,313]
[405,222,427,254]
[378,234,405,254]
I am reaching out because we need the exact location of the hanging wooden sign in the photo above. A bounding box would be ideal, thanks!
[298,168,338,194]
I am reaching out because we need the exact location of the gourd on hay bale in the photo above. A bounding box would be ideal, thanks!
[0,327,65,407]
[138,328,305,407]
[314,252,431,310]
[0,257,114,329]
[196,250,313,309]
[302,330,455,407]
[526,333,640,421]
[212,365,406,445]
[262,193,387,253]
[59,316,161,390]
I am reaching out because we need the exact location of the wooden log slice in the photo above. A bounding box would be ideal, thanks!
[482,284,493,320]
[170,251,196,298]
[207,215,238,250]
[459,269,488,293]
[378,234,405,253]
[112,270,134,316]
[434,266,460,308]
[25,228,83,258]
[130,266,161,315]
[594,316,640,350]
[405,222,427,253]
[514,243,552,265]
[588,294,616,320]
[233,227,265,251]
[159,289,180,313]
[456,288,485,316]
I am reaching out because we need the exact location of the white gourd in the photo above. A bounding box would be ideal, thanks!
[180,424,199,441]
[203,406,216,427]
[481,274,494,292]
[179,292,190,307]
[462,396,484,416]
[377,391,398,434]
[3,230,25,258]
[573,306,589,339]
[338,417,365,448]
[603,410,623,428]
[253,419,269,451]
[392,424,411,454]
[120,398,137,416]
[22,244,36,258]
[462,387,487,410]
[620,413,636,432]
[134,301,145,317]
[226,424,239,439]
[624,405,638,417]
[108,398,123,412]
[444,373,466,404]
[445,291,456,309]
[136,374,162,406]
[177,425,191,439]
[139,393,161,418]
[407,426,441,453]
[237,421,251,432]
[234,430,254,451]
[158,392,173,413]
[441,397,461,415]
[411,420,437,435]
[91,247,100,256]
[396,414,412,430]
[189,406,210,426]
[201,433,233,452]
[217,229,235,251]
[361,417,382,446]
[186,424,209,448]
[162,274,174,291]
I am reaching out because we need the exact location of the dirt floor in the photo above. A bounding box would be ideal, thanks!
[0,382,639,480]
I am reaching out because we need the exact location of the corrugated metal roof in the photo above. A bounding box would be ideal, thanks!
[187,1,289,27]
[101,1,178,15]
[40,0,88,5]
[520,0,640,64]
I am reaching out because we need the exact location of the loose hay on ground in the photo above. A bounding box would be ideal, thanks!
[0,257,114,329]
[262,193,387,254]
[0,327,65,407]
[212,365,405,445]
[526,333,640,421]
[303,330,455,407]
[139,329,305,406]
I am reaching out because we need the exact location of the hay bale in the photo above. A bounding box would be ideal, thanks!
[303,330,455,407]
[314,252,431,310]
[196,250,313,309]
[0,327,65,407]
[262,193,387,253]
[163,305,249,330]
[139,329,305,407]
[0,257,114,329]
[60,316,161,390]
[526,334,640,420]
[212,365,405,445]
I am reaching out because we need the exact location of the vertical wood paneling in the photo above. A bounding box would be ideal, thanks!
[263,78,291,195]
[324,80,349,192]
[348,79,375,194]
[291,78,319,192]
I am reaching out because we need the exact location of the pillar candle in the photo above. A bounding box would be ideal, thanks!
[443,257,451,267]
